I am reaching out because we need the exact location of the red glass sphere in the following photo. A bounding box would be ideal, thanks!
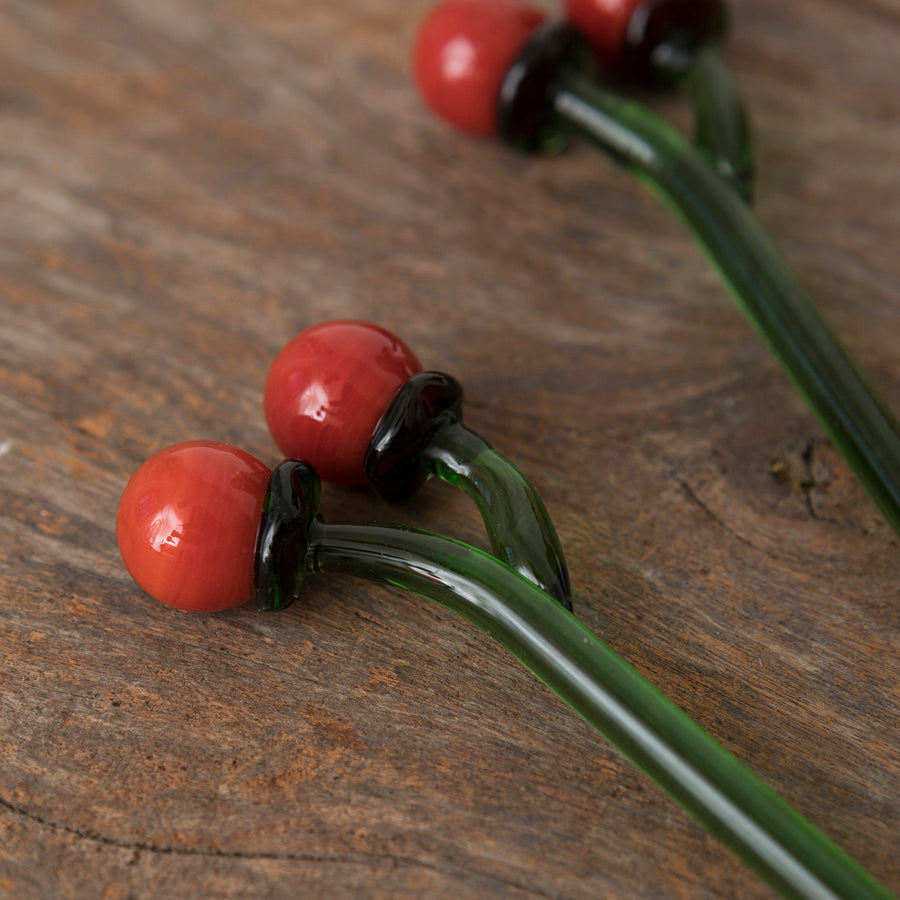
[117,441,272,612]
[413,0,546,135]
[264,320,422,485]
[563,0,642,69]
[564,0,726,75]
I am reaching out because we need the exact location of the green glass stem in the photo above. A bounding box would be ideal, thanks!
[550,71,900,538]
[678,46,755,201]
[299,515,894,900]
[366,372,571,609]
[422,417,572,609]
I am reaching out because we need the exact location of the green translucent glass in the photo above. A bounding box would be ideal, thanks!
[682,46,754,201]
[550,72,900,538]
[300,517,894,900]
[422,418,572,608]
[366,373,571,608]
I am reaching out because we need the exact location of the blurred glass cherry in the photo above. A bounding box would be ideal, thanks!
[116,441,272,611]
[414,0,747,192]
[413,0,547,136]
[264,320,422,486]
[563,0,727,82]
[563,0,638,73]
[410,0,900,538]
[562,0,750,197]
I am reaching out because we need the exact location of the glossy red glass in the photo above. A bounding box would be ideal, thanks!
[264,320,422,485]
[413,0,546,135]
[563,0,641,69]
[116,441,272,612]
[564,0,726,76]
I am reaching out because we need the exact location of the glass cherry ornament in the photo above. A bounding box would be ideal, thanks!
[413,0,547,136]
[264,320,422,486]
[410,0,900,539]
[563,0,727,83]
[561,0,751,198]
[414,0,747,192]
[264,319,572,608]
[116,441,272,611]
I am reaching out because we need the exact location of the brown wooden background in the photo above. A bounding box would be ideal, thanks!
[1,1,898,898]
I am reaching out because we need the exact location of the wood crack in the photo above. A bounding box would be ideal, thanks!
[0,797,565,898]
[670,470,772,558]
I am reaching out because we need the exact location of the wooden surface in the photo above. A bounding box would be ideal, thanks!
[1,1,898,898]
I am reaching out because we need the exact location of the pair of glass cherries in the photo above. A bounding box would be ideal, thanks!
[115,3,898,899]
[116,320,894,900]
[411,0,900,539]
[117,319,567,615]
[415,0,752,196]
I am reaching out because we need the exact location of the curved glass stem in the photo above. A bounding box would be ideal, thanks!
[302,518,894,900]
[550,71,900,539]
[421,418,572,609]
[678,46,755,202]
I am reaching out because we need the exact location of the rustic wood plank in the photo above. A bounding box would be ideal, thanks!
[1,1,898,898]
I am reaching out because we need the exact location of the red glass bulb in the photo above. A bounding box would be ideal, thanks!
[264,320,422,486]
[413,0,546,136]
[564,0,726,75]
[563,0,641,69]
[117,441,272,612]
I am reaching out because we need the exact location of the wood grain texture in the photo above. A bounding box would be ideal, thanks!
[1,1,898,898]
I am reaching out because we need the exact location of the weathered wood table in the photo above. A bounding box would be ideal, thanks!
[1,1,898,897]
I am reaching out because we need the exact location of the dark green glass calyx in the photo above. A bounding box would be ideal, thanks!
[254,459,321,611]
[365,371,464,501]
[497,22,593,154]
[624,0,727,85]
[365,371,573,610]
